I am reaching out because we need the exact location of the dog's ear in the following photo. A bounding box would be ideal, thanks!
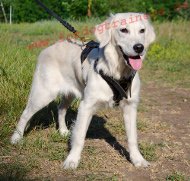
[144,16,156,48]
[94,16,113,48]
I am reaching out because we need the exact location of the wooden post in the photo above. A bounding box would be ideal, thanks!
[10,5,12,24]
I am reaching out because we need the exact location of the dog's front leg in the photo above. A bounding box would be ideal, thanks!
[63,100,95,169]
[122,101,150,167]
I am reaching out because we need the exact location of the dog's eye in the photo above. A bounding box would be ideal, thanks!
[120,28,129,33]
[140,29,145,33]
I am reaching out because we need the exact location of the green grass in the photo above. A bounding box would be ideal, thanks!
[142,21,190,88]
[139,142,158,161]
[0,20,190,180]
[137,119,149,132]
[166,172,185,181]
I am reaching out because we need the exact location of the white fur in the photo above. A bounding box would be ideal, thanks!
[11,13,155,168]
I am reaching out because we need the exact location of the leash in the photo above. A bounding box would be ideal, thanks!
[35,0,86,44]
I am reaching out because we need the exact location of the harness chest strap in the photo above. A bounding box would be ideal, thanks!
[95,62,136,105]
[81,40,136,104]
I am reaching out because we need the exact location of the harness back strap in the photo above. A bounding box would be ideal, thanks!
[81,40,99,64]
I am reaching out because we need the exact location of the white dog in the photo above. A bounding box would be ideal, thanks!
[11,13,155,169]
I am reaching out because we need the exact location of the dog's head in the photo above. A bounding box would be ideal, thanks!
[95,13,155,70]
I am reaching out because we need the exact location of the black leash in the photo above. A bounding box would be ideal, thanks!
[35,0,85,43]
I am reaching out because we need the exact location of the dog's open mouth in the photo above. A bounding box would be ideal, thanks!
[119,47,143,71]
[128,55,142,71]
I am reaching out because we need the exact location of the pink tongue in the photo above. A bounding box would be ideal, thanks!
[129,57,143,70]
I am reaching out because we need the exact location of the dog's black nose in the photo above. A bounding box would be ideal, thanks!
[133,43,144,54]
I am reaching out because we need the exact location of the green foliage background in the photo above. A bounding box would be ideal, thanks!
[1,0,190,23]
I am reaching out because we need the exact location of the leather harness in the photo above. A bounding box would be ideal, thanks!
[81,40,136,105]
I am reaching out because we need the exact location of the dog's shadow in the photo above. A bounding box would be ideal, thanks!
[26,101,130,161]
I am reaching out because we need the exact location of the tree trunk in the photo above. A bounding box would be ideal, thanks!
[87,0,92,17]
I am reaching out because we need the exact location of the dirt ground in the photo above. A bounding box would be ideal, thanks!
[43,82,190,180]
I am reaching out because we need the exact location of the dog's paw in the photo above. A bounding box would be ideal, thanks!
[130,152,150,167]
[59,129,70,137]
[62,155,80,169]
[132,158,150,167]
[10,131,22,144]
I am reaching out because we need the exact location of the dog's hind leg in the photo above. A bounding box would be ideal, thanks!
[58,95,74,136]
[10,83,59,144]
